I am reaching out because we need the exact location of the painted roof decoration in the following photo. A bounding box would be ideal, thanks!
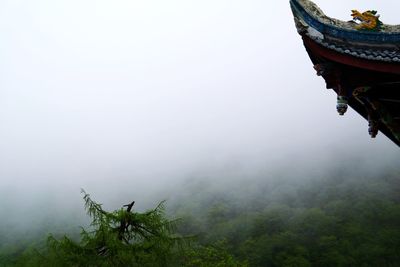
[293,0,400,33]
[290,0,400,146]
[351,10,382,32]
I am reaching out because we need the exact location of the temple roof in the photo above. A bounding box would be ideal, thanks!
[296,0,400,33]
[291,0,400,45]
[290,0,400,146]
[305,30,400,63]
[291,0,400,67]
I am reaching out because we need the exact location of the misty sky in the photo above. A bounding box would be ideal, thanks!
[0,0,399,216]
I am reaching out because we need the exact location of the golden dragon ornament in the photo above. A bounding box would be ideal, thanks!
[351,10,383,31]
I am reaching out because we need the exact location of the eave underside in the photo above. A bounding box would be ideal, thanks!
[302,36,400,146]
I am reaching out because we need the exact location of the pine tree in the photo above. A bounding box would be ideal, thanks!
[31,190,183,267]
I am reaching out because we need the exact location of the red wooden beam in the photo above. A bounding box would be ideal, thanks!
[302,36,400,75]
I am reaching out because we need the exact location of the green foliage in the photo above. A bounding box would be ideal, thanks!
[2,170,400,267]
[4,190,244,267]
[182,240,248,267]
[14,190,184,267]
[171,171,400,267]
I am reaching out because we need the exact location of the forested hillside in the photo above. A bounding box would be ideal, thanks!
[1,167,399,266]
[170,167,400,266]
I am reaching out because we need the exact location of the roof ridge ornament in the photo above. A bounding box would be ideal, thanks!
[351,10,383,32]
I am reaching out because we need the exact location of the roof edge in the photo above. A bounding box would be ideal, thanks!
[290,0,400,34]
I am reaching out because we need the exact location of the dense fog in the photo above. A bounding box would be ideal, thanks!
[0,0,399,244]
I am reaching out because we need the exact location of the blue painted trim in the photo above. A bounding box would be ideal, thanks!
[290,0,400,44]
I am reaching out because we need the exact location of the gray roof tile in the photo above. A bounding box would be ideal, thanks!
[306,33,400,63]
